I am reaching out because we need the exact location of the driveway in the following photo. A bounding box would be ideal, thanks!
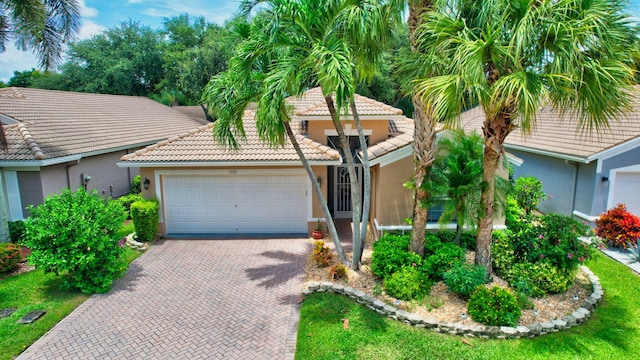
[18,238,309,360]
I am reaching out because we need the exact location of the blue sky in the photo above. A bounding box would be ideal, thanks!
[1,0,640,82]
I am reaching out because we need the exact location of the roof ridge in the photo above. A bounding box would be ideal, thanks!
[0,87,25,99]
[121,123,214,161]
[16,123,45,160]
[353,93,403,115]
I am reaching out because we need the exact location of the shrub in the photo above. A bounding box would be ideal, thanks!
[313,240,333,267]
[384,266,430,301]
[507,262,576,295]
[468,286,522,327]
[131,199,159,242]
[371,234,421,279]
[23,189,127,293]
[512,176,546,215]
[0,243,22,273]
[435,230,476,251]
[491,230,515,276]
[595,204,640,248]
[504,195,527,232]
[443,263,488,299]
[421,242,465,281]
[329,263,347,280]
[131,175,142,194]
[117,194,143,219]
[8,220,26,243]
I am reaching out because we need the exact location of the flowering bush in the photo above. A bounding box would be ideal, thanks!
[312,240,333,267]
[0,243,22,273]
[595,204,640,248]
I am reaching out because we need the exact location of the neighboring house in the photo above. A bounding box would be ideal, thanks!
[459,104,640,222]
[119,88,417,236]
[0,87,208,240]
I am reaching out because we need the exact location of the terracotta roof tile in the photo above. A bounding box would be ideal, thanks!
[0,87,208,161]
[291,87,404,117]
[459,103,640,159]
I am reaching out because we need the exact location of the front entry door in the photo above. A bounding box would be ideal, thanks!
[333,164,362,218]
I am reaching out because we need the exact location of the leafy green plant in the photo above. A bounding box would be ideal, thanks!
[0,243,21,273]
[468,286,522,327]
[507,262,576,295]
[421,242,465,281]
[23,189,127,293]
[329,263,347,280]
[383,266,430,301]
[504,195,527,233]
[627,242,640,264]
[443,263,488,299]
[313,240,333,267]
[131,199,159,242]
[8,220,26,243]
[491,230,515,277]
[117,194,144,219]
[595,204,640,248]
[512,176,546,215]
[131,175,142,194]
[371,234,421,279]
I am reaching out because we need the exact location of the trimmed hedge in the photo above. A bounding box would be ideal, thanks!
[131,199,159,242]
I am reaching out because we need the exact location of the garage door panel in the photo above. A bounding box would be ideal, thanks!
[163,173,308,235]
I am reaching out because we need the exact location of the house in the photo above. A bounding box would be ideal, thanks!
[118,88,417,236]
[0,87,208,240]
[459,104,640,223]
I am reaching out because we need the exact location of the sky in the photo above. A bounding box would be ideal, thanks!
[1,0,640,82]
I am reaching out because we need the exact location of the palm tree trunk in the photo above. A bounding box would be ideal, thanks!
[284,122,349,265]
[351,101,371,266]
[408,0,435,256]
[324,95,363,271]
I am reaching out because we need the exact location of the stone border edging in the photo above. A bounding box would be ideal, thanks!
[302,265,602,339]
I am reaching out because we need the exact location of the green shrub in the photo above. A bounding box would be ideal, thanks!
[117,194,143,219]
[421,242,465,281]
[384,266,430,301]
[371,234,421,279]
[434,230,476,251]
[491,230,515,277]
[0,243,22,273]
[468,286,522,327]
[131,199,159,242]
[131,175,142,194]
[512,176,546,215]
[505,195,527,232]
[443,263,488,299]
[8,220,26,243]
[23,189,127,293]
[313,240,333,267]
[507,262,576,295]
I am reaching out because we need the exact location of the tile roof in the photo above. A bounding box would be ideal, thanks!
[291,87,404,117]
[459,105,640,160]
[120,110,340,163]
[0,87,208,161]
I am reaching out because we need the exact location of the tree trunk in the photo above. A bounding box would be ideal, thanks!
[408,1,435,256]
[284,122,349,265]
[351,101,371,266]
[324,95,363,270]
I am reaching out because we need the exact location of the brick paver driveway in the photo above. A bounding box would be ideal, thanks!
[18,238,308,360]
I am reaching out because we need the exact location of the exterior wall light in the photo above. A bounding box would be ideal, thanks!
[143,178,151,190]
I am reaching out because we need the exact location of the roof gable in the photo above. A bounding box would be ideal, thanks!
[290,87,404,119]
[0,87,208,161]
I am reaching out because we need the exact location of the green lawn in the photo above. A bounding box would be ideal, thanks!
[296,253,640,360]
[0,223,143,360]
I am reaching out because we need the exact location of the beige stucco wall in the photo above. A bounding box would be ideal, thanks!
[307,119,389,145]
[375,156,414,226]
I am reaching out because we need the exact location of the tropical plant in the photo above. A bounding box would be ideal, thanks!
[23,189,127,293]
[512,176,546,215]
[627,243,640,264]
[468,286,521,327]
[412,0,635,272]
[0,0,80,69]
[202,0,401,270]
[0,243,21,273]
[595,203,640,248]
[423,129,483,244]
[443,262,488,299]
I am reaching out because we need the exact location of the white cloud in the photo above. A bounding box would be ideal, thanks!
[78,20,107,40]
[0,47,39,82]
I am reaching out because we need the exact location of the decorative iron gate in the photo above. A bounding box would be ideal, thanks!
[333,164,362,218]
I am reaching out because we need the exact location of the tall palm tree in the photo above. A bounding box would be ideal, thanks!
[0,0,80,69]
[413,0,635,272]
[203,0,398,269]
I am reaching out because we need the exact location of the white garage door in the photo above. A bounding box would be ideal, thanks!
[610,172,640,216]
[162,172,308,235]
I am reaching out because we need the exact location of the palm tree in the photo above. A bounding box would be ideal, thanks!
[203,0,398,270]
[412,0,635,272]
[0,0,80,69]
[425,130,483,245]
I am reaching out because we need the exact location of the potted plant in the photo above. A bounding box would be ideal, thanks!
[312,220,324,239]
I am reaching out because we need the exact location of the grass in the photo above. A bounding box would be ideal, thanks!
[296,253,640,360]
[0,222,144,360]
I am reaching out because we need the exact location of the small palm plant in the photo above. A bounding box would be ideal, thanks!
[627,242,640,264]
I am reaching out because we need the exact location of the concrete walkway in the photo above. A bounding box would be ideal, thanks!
[599,245,640,274]
[18,238,309,360]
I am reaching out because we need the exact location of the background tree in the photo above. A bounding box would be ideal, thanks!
[0,0,80,69]
[413,0,635,272]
